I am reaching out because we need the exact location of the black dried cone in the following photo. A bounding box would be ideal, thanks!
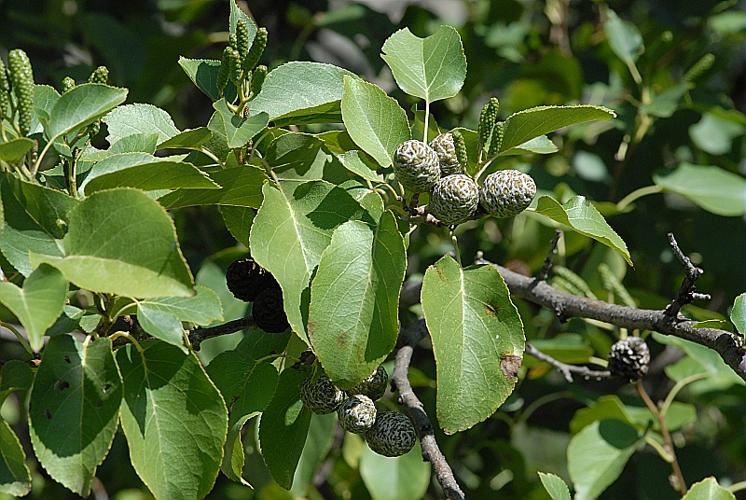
[252,285,289,333]
[429,133,462,176]
[428,174,480,225]
[392,140,440,193]
[338,394,377,434]
[351,365,388,401]
[300,375,346,414]
[608,337,650,381]
[226,256,276,302]
[365,410,416,457]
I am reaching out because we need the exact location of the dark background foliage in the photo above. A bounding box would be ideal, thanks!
[0,0,744,498]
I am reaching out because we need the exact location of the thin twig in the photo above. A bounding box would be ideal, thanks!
[392,320,465,500]
[664,233,709,319]
[525,343,611,382]
[188,316,254,349]
[636,382,687,495]
[534,230,562,283]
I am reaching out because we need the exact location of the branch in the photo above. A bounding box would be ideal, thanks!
[664,233,710,319]
[392,320,465,500]
[188,316,254,349]
[525,343,611,382]
[534,230,562,283]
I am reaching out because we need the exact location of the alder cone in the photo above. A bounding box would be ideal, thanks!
[252,286,289,333]
[226,256,277,302]
[428,174,480,225]
[429,133,462,176]
[351,365,388,401]
[300,375,346,414]
[338,394,377,434]
[393,140,440,193]
[608,337,650,381]
[480,170,536,218]
[365,410,416,457]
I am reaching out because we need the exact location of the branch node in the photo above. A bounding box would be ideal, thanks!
[664,233,706,320]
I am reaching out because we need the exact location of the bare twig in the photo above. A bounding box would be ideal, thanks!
[392,320,465,500]
[525,343,611,382]
[534,230,562,283]
[188,316,254,349]
[407,205,443,226]
[664,233,710,319]
[636,382,687,495]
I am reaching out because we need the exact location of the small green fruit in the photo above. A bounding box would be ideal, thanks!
[300,375,346,414]
[480,170,536,218]
[338,395,377,434]
[365,410,416,457]
[351,366,388,401]
[392,139,440,193]
[428,174,480,225]
[7,49,34,135]
[429,133,462,176]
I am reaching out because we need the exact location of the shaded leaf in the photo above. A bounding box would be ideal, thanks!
[731,294,745,335]
[31,189,194,298]
[359,442,430,500]
[0,138,34,162]
[29,336,122,496]
[117,341,228,500]
[654,163,746,216]
[0,419,31,496]
[158,165,266,209]
[0,264,67,352]
[211,100,269,149]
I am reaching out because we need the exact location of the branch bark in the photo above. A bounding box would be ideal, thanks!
[525,343,611,382]
[392,320,465,500]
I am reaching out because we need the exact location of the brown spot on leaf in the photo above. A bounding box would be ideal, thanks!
[45,410,52,420]
[63,355,71,364]
[484,303,499,316]
[500,354,522,379]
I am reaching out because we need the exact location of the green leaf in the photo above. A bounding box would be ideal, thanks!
[267,132,354,184]
[0,264,67,352]
[359,442,431,500]
[501,135,558,156]
[135,285,223,326]
[570,395,695,434]
[157,165,266,209]
[604,10,644,66]
[135,303,185,348]
[341,76,410,167]
[0,419,31,496]
[83,158,219,194]
[0,138,34,162]
[206,328,288,485]
[308,213,406,388]
[731,294,745,335]
[178,57,223,101]
[421,256,524,434]
[683,477,736,500]
[690,113,745,155]
[211,100,269,149]
[228,0,257,39]
[0,173,79,276]
[109,133,159,154]
[380,26,466,103]
[290,413,337,496]
[653,163,746,217]
[251,62,357,125]
[258,368,312,489]
[29,336,122,496]
[220,206,255,247]
[31,188,194,298]
[640,83,691,118]
[158,127,212,150]
[48,84,128,141]
[538,472,571,500]
[249,181,369,341]
[654,333,744,386]
[103,103,180,145]
[0,360,34,402]
[337,150,383,182]
[32,85,61,133]
[117,341,228,500]
[533,195,632,265]
[567,420,640,500]
[500,105,616,154]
